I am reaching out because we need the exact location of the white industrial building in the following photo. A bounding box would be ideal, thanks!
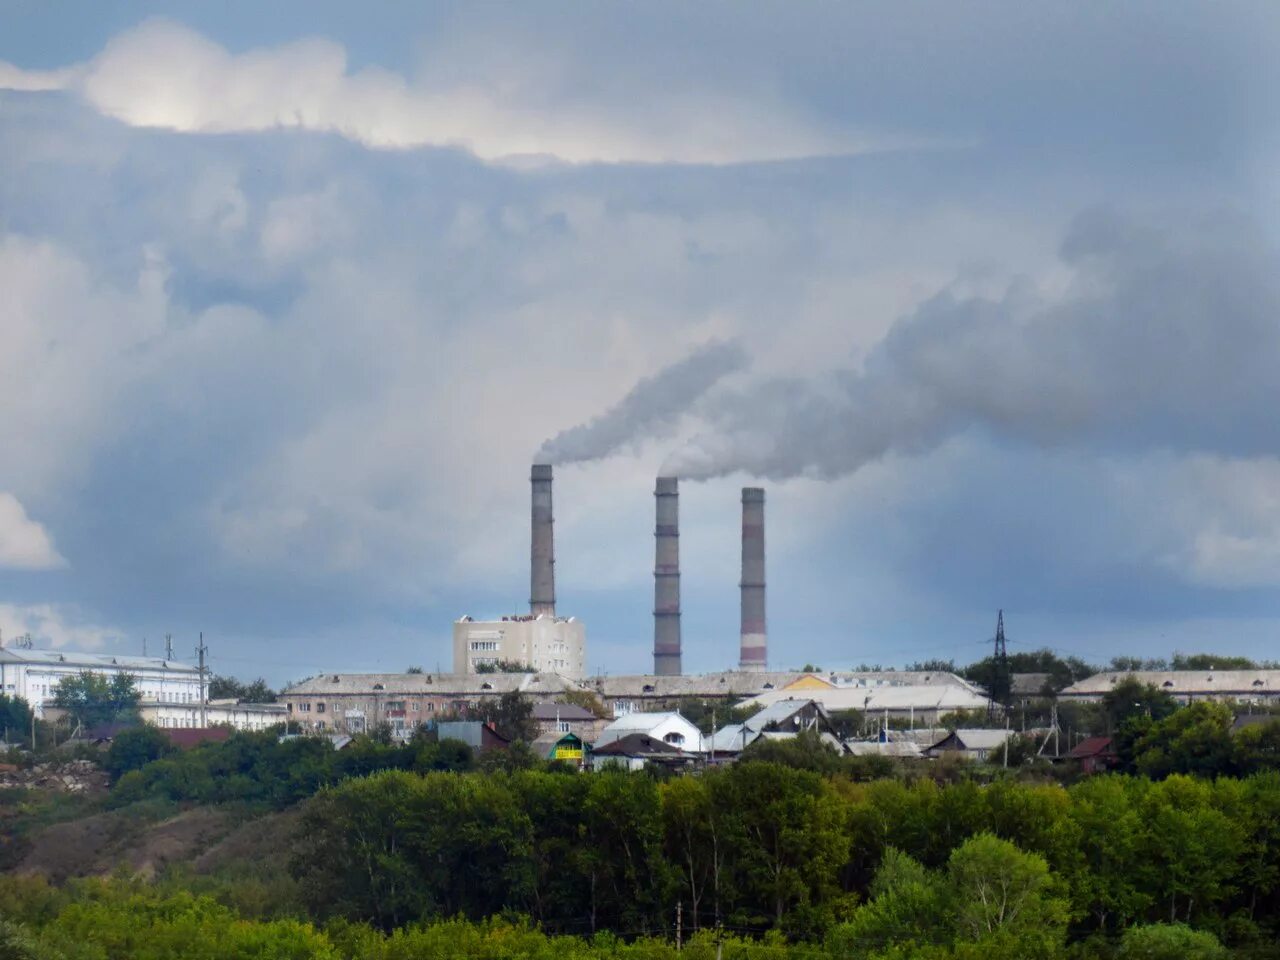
[0,647,204,718]
[452,615,586,679]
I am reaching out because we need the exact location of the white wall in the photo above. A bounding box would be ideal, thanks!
[452,616,587,679]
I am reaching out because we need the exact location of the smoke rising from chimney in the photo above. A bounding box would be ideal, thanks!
[662,210,1280,482]
[536,340,747,466]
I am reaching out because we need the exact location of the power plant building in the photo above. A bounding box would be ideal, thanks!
[452,464,587,679]
[453,615,586,678]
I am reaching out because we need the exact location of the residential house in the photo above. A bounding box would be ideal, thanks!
[593,711,704,754]
[1064,735,1118,774]
[707,698,833,755]
[436,721,511,753]
[590,733,698,772]
[924,728,1014,762]
[741,683,989,726]
[531,730,587,767]
[531,701,609,742]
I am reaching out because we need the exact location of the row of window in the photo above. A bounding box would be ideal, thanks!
[291,700,440,715]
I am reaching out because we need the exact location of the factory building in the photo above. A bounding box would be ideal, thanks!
[451,464,587,679]
[452,614,585,678]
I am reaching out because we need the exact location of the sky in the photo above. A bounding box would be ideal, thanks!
[2,3,1280,685]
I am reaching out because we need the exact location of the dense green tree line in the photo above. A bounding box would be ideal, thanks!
[287,764,1280,953]
[106,728,477,807]
[0,874,1264,960]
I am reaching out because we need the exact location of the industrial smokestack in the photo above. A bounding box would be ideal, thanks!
[530,464,556,617]
[653,476,681,675]
[739,487,766,671]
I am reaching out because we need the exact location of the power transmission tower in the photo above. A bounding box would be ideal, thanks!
[988,609,1012,720]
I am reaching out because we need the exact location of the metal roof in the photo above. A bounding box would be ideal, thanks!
[283,671,581,697]
[0,648,199,673]
[742,685,988,713]
[588,670,980,699]
[1061,670,1280,697]
[531,701,596,721]
[928,728,1014,752]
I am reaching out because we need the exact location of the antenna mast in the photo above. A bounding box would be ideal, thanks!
[196,633,209,728]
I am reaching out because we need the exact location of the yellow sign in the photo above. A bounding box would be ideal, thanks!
[554,747,584,760]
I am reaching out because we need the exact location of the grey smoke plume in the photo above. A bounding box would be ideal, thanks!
[537,339,749,464]
[663,209,1280,480]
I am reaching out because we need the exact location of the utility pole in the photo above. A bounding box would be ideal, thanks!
[676,901,682,951]
[1038,702,1062,758]
[1003,712,1010,768]
[197,633,208,728]
[165,633,173,661]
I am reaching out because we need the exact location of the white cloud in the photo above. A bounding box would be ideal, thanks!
[0,494,65,570]
[0,603,118,650]
[1163,457,1280,589]
[0,19,942,166]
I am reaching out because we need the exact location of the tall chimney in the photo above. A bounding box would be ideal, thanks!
[653,476,682,675]
[530,464,556,617]
[739,487,767,671]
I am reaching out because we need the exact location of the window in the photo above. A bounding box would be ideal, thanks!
[558,721,571,733]
[663,732,685,746]
[316,702,326,713]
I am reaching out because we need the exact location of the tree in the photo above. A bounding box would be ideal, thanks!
[52,671,140,729]
[1111,656,1169,671]
[103,725,175,782]
[829,848,948,952]
[946,834,1068,944]
[477,691,537,742]
[1171,653,1257,671]
[0,694,34,746]
[661,775,725,931]
[1117,923,1226,960]
[473,660,534,674]
[558,688,608,718]
[833,834,1069,956]
[207,675,276,703]
[739,729,844,775]
[406,666,424,674]
[964,649,1094,695]
[1234,718,1280,774]
[1102,678,1177,735]
[671,697,759,735]
[1130,701,1235,779]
